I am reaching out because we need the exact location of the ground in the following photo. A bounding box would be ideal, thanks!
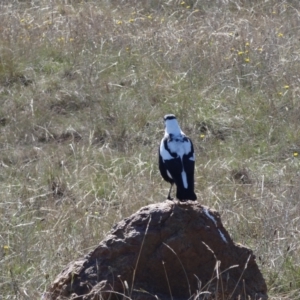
[0,0,300,299]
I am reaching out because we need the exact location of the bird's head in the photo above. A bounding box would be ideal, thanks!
[164,114,182,135]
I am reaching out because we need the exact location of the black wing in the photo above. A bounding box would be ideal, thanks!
[179,138,197,200]
[161,138,185,191]
[163,156,184,188]
[158,140,174,184]
[182,138,195,191]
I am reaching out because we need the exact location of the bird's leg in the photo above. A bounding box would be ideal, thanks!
[167,183,174,200]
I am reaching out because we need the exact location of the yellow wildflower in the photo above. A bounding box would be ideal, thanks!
[293,152,298,157]
[245,42,250,46]
[3,245,9,255]
[116,20,122,25]
[238,51,244,55]
[284,85,289,89]
[277,32,283,37]
[244,58,250,63]
[129,18,135,23]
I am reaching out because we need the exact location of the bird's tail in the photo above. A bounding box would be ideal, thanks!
[176,187,197,201]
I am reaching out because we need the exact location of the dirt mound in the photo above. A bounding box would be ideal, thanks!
[45,201,268,300]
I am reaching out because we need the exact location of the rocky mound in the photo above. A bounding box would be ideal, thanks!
[45,201,268,300]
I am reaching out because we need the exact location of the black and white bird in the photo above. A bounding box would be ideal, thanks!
[159,114,197,201]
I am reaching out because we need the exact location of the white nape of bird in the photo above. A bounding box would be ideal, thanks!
[159,114,197,201]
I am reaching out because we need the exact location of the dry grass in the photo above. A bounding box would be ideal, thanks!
[1,0,300,298]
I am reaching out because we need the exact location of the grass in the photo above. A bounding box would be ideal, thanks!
[0,0,300,298]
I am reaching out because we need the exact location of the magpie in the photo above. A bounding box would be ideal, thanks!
[159,114,197,201]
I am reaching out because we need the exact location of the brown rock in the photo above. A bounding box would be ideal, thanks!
[45,201,268,300]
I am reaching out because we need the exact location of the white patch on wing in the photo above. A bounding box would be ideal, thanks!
[218,229,228,243]
[189,153,195,161]
[167,170,172,179]
[167,140,182,156]
[168,136,192,158]
[160,139,173,160]
[181,170,188,189]
[203,208,217,226]
[182,139,192,154]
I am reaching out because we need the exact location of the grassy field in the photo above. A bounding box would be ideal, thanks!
[0,0,300,299]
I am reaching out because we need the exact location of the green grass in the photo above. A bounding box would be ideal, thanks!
[1,0,300,299]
